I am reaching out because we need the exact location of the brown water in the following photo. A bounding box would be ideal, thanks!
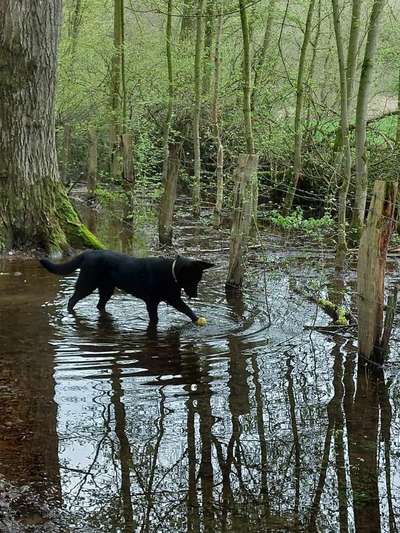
[1,206,400,532]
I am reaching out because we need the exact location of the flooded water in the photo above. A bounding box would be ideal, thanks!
[1,205,400,532]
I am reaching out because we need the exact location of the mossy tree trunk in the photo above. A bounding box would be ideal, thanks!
[332,0,352,270]
[192,0,206,218]
[283,0,316,214]
[0,1,102,253]
[352,0,386,232]
[357,180,398,363]
[212,4,224,228]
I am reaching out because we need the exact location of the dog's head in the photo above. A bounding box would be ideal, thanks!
[174,255,214,298]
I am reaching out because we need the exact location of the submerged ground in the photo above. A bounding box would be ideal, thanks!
[1,202,400,532]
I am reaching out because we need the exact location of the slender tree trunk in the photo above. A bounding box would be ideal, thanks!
[304,0,321,136]
[357,180,397,362]
[121,133,134,189]
[251,0,277,112]
[238,0,259,220]
[239,0,255,156]
[68,0,82,62]
[346,0,362,109]
[110,0,124,181]
[202,0,215,95]
[0,1,102,252]
[283,0,316,214]
[192,0,206,218]
[87,126,97,198]
[61,0,83,180]
[180,0,194,41]
[158,0,180,245]
[332,0,352,270]
[212,5,224,228]
[352,0,386,231]
[396,67,400,148]
[159,143,182,245]
[331,0,361,164]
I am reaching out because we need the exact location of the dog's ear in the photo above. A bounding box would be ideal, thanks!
[196,260,214,270]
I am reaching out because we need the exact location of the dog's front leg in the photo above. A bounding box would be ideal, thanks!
[168,296,198,323]
[146,300,160,325]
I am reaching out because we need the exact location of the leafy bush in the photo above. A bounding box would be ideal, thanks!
[266,207,334,236]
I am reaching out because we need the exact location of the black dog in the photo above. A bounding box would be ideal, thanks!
[40,250,213,326]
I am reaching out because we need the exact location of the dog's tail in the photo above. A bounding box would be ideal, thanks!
[40,253,85,275]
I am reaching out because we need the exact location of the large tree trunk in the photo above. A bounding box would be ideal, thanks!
[352,0,386,231]
[0,1,102,252]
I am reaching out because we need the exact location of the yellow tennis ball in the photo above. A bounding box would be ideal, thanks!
[196,317,207,326]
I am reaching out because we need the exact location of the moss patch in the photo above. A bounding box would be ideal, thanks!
[317,298,349,326]
[57,192,104,251]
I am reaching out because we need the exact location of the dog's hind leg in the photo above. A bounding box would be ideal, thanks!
[67,270,97,313]
[97,284,114,311]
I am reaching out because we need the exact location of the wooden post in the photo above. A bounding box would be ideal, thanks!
[357,180,398,362]
[226,154,259,290]
[158,142,182,245]
[381,285,398,359]
[121,133,135,190]
[87,126,97,198]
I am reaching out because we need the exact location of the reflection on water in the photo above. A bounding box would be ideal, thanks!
[1,209,400,531]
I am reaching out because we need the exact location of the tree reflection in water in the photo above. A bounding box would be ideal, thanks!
[2,259,400,532]
[54,295,400,532]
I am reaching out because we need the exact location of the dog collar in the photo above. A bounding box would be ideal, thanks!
[172,259,178,284]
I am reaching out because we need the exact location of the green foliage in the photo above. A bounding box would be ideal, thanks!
[55,0,399,213]
[266,207,334,236]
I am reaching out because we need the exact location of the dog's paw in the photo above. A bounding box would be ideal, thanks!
[195,317,207,326]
